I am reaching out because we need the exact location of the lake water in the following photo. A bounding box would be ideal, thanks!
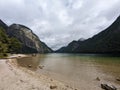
[17,53,120,90]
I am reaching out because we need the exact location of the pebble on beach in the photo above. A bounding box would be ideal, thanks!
[50,85,57,89]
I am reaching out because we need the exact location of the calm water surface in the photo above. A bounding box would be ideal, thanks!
[17,54,120,90]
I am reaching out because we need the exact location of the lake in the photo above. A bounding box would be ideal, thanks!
[17,53,120,90]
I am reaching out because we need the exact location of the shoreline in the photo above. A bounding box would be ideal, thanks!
[0,54,120,90]
[0,54,74,90]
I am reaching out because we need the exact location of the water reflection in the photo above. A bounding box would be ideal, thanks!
[17,55,41,71]
[16,53,120,89]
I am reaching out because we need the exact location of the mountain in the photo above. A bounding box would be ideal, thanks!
[6,24,52,53]
[56,16,120,54]
[0,19,8,30]
[0,20,52,53]
[0,22,22,57]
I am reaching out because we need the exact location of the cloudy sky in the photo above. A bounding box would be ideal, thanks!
[0,0,120,50]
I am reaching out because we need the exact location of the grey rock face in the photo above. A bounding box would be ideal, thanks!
[7,24,52,53]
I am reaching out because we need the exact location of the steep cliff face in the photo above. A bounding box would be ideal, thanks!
[6,24,52,53]
[56,16,120,54]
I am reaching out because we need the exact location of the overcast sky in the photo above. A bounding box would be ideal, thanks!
[0,0,120,50]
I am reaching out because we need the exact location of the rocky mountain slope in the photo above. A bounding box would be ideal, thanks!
[0,19,8,30]
[56,16,120,54]
[0,20,52,53]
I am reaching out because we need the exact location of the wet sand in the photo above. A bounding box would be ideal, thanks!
[0,54,74,90]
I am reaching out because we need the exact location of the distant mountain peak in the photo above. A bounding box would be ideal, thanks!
[78,38,85,41]
[56,15,120,54]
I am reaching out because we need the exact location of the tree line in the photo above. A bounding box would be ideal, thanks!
[0,27,21,57]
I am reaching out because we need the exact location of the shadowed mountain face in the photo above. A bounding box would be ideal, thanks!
[0,20,8,30]
[56,16,120,54]
[0,20,52,53]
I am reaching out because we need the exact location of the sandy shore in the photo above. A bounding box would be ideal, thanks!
[0,54,74,90]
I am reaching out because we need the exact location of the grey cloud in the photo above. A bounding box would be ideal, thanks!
[0,0,120,50]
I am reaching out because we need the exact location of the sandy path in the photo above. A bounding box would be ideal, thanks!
[0,55,74,90]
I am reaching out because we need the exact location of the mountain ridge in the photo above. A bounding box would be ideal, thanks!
[0,20,53,53]
[56,15,120,54]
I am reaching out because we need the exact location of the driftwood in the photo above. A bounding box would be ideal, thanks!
[101,84,117,90]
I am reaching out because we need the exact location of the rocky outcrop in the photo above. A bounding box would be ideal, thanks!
[56,15,120,54]
[5,24,52,53]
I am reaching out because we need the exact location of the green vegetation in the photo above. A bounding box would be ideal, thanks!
[8,37,22,53]
[0,27,21,58]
